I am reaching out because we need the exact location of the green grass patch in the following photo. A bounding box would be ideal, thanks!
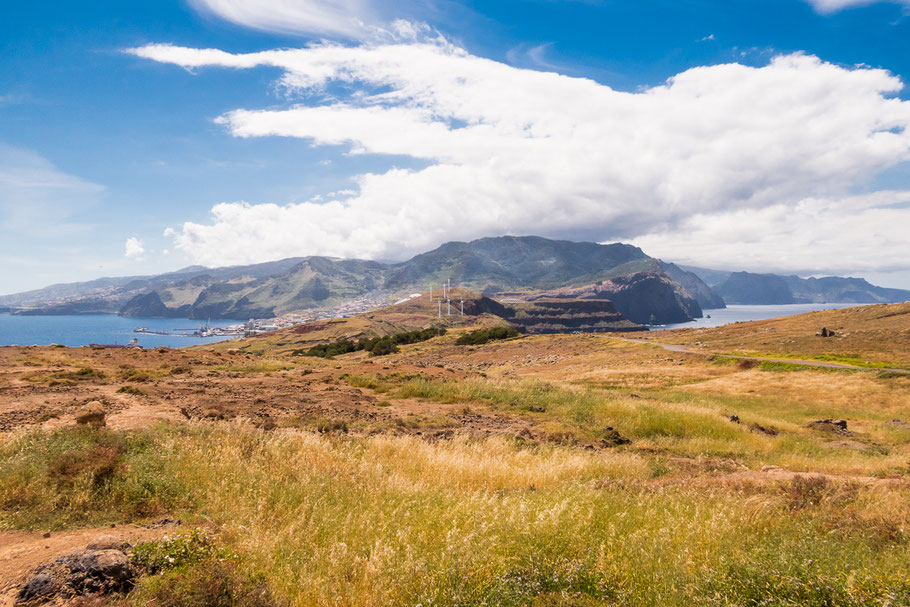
[0,426,191,530]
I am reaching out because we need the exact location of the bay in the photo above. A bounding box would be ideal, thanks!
[0,314,237,348]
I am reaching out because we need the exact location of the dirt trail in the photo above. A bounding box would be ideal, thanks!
[607,336,910,374]
[0,525,177,606]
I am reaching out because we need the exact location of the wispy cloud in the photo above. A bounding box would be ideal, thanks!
[188,0,437,40]
[806,0,910,13]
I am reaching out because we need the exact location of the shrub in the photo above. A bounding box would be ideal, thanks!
[117,385,145,395]
[455,327,519,346]
[0,427,190,529]
[133,559,278,607]
[133,530,231,574]
[294,327,446,358]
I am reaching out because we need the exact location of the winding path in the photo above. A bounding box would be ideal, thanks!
[606,336,910,375]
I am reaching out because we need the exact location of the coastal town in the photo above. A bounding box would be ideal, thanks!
[133,291,394,339]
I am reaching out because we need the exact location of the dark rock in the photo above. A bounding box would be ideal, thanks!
[601,426,631,446]
[61,550,134,595]
[728,414,741,423]
[145,517,181,529]
[85,535,131,551]
[808,419,850,435]
[749,423,778,436]
[17,573,58,604]
[16,550,135,604]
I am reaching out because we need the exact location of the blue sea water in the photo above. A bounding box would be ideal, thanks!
[0,303,873,347]
[0,314,237,348]
[652,303,869,331]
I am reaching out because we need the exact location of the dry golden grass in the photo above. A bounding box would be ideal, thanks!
[654,302,910,367]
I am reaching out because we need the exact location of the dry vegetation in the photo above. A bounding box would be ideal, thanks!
[653,301,910,368]
[2,302,910,605]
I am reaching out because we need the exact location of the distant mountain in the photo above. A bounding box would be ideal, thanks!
[383,236,655,292]
[686,268,910,305]
[658,262,726,310]
[0,257,310,312]
[3,236,723,323]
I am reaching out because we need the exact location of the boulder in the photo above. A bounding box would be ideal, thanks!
[601,426,632,446]
[16,573,57,604]
[74,401,106,428]
[85,535,131,551]
[808,419,849,435]
[16,549,135,604]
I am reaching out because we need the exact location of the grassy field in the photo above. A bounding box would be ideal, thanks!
[655,302,910,368]
[3,424,910,606]
[3,303,910,605]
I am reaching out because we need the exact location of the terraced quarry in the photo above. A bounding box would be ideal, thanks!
[2,302,910,606]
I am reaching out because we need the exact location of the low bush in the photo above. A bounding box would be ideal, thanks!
[455,326,520,346]
[0,427,190,529]
[294,327,446,358]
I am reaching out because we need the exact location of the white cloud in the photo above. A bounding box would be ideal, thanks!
[124,237,146,259]
[187,0,433,40]
[190,0,374,38]
[807,0,910,12]
[134,39,910,275]
[631,190,910,274]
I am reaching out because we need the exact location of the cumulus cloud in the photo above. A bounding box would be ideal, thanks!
[131,38,910,274]
[124,237,145,259]
[807,0,910,12]
[632,190,910,274]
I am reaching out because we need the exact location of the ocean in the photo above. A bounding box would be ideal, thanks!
[651,303,868,331]
[0,303,871,347]
[0,314,238,349]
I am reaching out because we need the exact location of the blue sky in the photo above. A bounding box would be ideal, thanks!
[3,0,910,295]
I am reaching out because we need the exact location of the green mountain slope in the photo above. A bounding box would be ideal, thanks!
[5,236,724,322]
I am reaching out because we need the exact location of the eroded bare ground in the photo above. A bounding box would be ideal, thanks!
[0,336,732,437]
[3,333,909,444]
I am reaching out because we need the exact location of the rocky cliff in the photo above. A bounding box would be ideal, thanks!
[537,272,703,325]
[503,298,645,334]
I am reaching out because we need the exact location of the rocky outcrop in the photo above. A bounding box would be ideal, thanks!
[538,273,703,325]
[17,549,135,604]
[504,298,645,334]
